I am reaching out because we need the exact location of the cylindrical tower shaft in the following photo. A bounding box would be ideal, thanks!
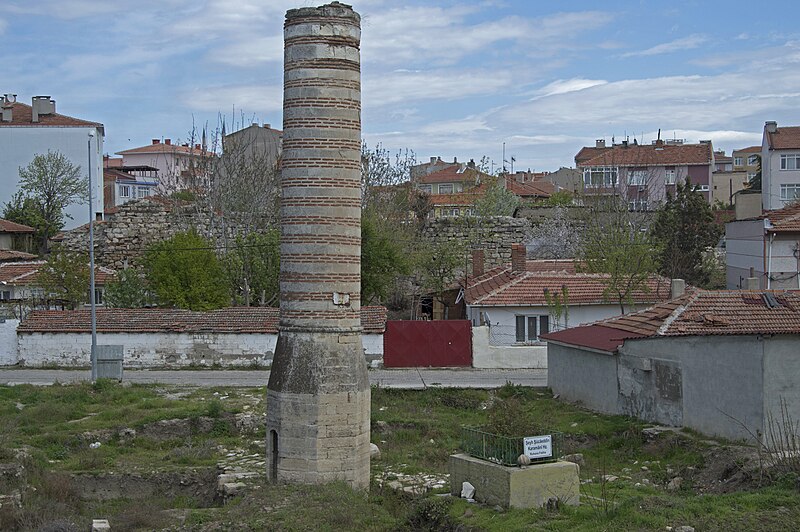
[266,2,370,489]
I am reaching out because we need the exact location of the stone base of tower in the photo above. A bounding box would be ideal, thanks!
[266,331,371,489]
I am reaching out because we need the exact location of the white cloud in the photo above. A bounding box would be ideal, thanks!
[533,78,608,99]
[183,84,283,114]
[364,69,514,106]
[621,34,708,58]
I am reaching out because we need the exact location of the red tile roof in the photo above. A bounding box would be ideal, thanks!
[543,290,800,352]
[117,142,212,157]
[0,261,115,286]
[579,142,713,167]
[19,306,388,334]
[0,219,35,233]
[0,102,102,128]
[504,177,553,197]
[766,126,800,150]
[762,203,800,233]
[542,324,648,353]
[418,166,482,185]
[734,146,761,154]
[466,260,671,307]
[0,250,37,262]
[575,146,611,165]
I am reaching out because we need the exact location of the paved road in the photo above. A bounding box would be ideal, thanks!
[0,367,547,389]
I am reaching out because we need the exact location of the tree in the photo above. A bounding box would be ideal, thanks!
[16,151,88,253]
[37,251,90,309]
[414,238,463,309]
[744,154,762,193]
[104,268,150,308]
[224,231,280,306]
[144,230,230,311]
[527,206,582,259]
[651,179,722,287]
[473,178,520,217]
[361,209,410,305]
[1,191,41,254]
[577,198,660,314]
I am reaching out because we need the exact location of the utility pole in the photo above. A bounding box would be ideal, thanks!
[88,131,97,383]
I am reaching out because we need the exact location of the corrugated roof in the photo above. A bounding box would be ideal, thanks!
[579,142,713,167]
[0,261,115,286]
[0,250,37,262]
[19,306,388,334]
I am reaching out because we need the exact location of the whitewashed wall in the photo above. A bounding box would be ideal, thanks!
[17,330,384,368]
[472,326,546,369]
[0,319,19,365]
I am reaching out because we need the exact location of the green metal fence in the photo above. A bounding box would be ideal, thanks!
[460,427,562,466]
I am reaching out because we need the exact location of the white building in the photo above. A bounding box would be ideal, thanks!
[762,121,800,210]
[0,95,104,227]
[116,139,213,192]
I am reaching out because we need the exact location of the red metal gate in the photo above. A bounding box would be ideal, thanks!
[383,320,472,368]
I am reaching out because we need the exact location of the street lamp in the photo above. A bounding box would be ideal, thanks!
[88,131,97,382]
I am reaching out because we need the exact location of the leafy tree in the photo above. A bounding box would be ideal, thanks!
[578,200,659,314]
[1,191,42,254]
[744,154,762,193]
[474,178,520,217]
[224,231,280,306]
[37,251,90,309]
[543,190,574,207]
[144,230,230,311]
[15,151,88,253]
[361,209,410,305]
[104,268,150,308]
[527,206,582,259]
[651,179,722,287]
[414,238,464,309]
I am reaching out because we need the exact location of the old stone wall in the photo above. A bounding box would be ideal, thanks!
[421,216,530,269]
[58,198,251,270]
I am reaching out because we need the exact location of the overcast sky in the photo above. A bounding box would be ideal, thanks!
[4,0,800,173]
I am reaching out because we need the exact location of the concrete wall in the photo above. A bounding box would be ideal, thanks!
[726,219,765,288]
[762,335,800,440]
[547,343,619,414]
[472,326,546,369]
[620,336,765,442]
[0,125,104,226]
[734,192,762,220]
[0,319,19,365]
[765,234,800,290]
[16,330,384,368]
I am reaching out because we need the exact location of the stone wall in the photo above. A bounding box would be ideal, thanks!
[421,216,530,269]
[58,198,251,270]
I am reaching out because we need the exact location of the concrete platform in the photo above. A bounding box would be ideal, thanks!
[449,453,580,509]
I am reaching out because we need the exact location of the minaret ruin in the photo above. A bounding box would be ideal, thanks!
[266,2,370,489]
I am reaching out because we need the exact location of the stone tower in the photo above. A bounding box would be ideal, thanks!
[266,2,370,489]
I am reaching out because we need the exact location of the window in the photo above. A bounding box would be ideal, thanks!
[747,172,757,181]
[438,183,454,194]
[664,168,676,185]
[694,184,709,192]
[734,157,743,167]
[0,290,10,300]
[780,154,800,170]
[748,154,759,166]
[628,170,648,186]
[628,199,649,211]
[515,315,550,343]
[780,183,800,202]
[137,186,151,198]
[119,185,131,198]
[583,166,617,187]
[418,184,432,193]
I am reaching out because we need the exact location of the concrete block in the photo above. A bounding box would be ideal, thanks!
[92,519,111,531]
[449,453,580,509]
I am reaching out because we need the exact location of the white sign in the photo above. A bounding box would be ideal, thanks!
[523,434,552,459]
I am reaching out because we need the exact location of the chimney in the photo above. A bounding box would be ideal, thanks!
[430,156,437,164]
[745,277,759,290]
[152,139,161,144]
[467,158,476,169]
[595,139,605,148]
[453,156,458,163]
[511,243,526,273]
[471,249,485,277]
[30,96,55,123]
[670,278,686,299]
[264,123,271,129]
[195,143,201,150]
[765,121,777,134]
[1,94,15,122]
[165,138,171,145]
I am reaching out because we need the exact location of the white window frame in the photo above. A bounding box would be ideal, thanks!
[780,183,800,202]
[418,184,432,193]
[118,184,131,198]
[137,186,151,198]
[664,168,676,185]
[695,184,710,192]
[438,183,454,194]
[628,169,648,186]
[583,166,618,188]
[734,156,743,166]
[780,154,800,170]
[514,315,550,344]
[747,172,756,181]
[748,154,759,166]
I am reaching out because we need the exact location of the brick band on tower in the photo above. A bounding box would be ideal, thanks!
[266,2,370,489]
